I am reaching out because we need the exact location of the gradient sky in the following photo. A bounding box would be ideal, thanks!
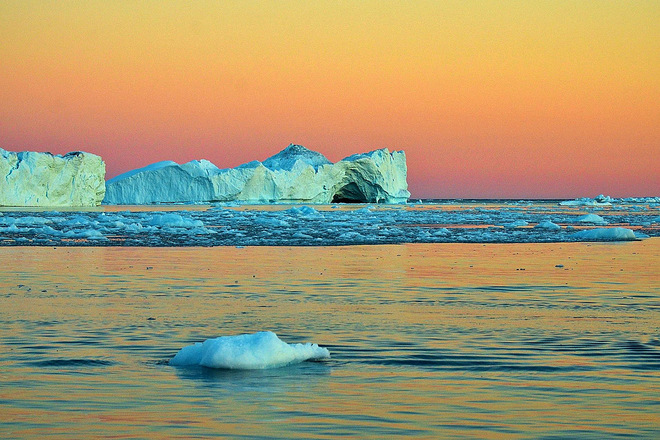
[1,1,658,198]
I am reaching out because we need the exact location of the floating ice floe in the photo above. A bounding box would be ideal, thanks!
[147,213,203,228]
[286,205,320,217]
[169,331,330,369]
[503,220,528,229]
[571,227,638,241]
[534,221,561,230]
[576,214,608,225]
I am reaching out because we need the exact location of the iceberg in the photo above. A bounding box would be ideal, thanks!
[0,148,106,207]
[169,331,330,369]
[104,144,410,204]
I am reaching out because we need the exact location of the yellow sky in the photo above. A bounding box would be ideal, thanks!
[1,1,658,197]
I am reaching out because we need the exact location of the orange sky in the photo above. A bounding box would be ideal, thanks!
[1,1,658,198]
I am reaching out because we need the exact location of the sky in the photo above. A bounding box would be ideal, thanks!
[1,1,658,199]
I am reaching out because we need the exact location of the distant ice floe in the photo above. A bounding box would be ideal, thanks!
[576,214,608,225]
[571,227,638,241]
[534,221,561,230]
[0,200,658,246]
[560,194,660,208]
[169,331,330,369]
[560,195,614,207]
[503,220,528,229]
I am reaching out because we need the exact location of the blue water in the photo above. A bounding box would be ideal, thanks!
[0,242,659,438]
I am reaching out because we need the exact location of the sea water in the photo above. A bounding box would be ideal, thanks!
[1,241,658,438]
[0,199,658,246]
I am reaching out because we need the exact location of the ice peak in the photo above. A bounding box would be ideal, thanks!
[283,144,314,154]
[263,144,332,171]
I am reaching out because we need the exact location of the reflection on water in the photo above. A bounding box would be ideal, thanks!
[0,241,659,438]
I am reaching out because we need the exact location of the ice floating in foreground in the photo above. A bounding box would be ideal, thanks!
[169,331,330,369]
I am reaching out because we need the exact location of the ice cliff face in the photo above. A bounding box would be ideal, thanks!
[0,148,106,207]
[104,144,410,204]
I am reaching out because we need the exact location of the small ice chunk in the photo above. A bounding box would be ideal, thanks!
[34,225,61,236]
[576,214,607,224]
[560,195,613,206]
[169,331,330,369]
[503,220,528,229]
[286,206,320,217]
[338,231,364,241]
[572,227,638,241]
[73,229,106,240]
[255,217,290,227]
[534,221,561,230]
[62,215,92,227]
[14,216,52,226]
[0,224,19,233]
[148,213,203,228]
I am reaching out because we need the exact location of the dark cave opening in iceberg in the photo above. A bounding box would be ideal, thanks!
[331,182,368,203]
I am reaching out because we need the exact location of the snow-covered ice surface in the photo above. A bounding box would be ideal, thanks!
[170,331,330,369]
[1,198,658,246]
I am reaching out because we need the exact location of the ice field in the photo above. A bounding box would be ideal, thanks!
[0,198,658,246]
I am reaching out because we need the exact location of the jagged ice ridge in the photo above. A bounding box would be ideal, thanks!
[103,144,410,204]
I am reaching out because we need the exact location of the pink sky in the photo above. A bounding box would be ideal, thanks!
[1,2,658,198]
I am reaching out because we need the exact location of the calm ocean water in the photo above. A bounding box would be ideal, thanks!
[1,241,659,438]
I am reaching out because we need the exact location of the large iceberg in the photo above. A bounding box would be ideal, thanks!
[0,148,106,207]
[104,144,410,204]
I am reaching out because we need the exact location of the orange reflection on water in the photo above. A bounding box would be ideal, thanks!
[0,240,658,438]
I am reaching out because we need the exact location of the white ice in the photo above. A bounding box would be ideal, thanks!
[560,195,614,207]
[534,220,561,230]
[169,331,330,369]
[104,144,410,204]
[147,213,203,228]
[571,227,638,241]
[0,148,105,207]
[576,214,607,224]
[503,220,528,229]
